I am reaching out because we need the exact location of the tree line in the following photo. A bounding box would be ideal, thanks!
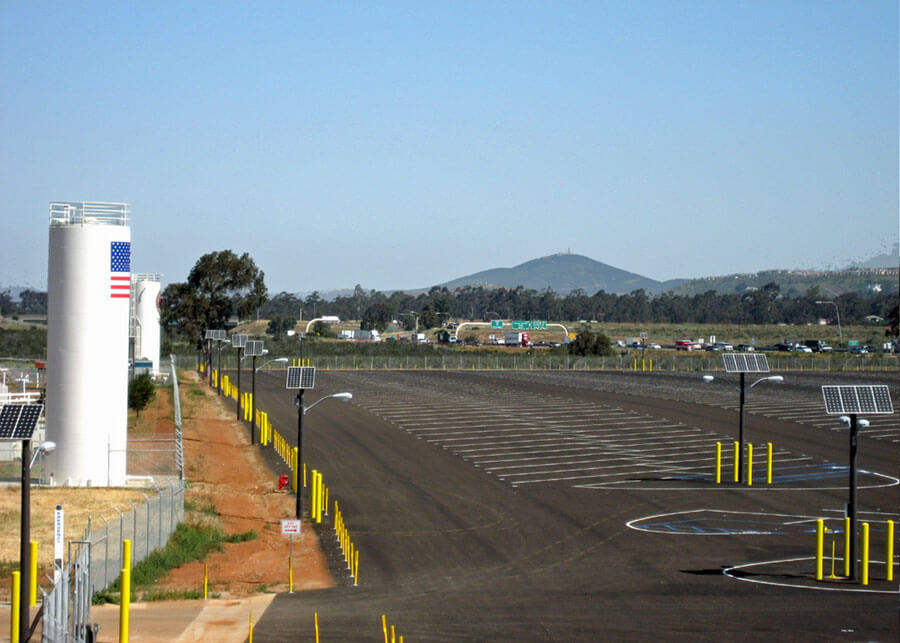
[157,251,898,347]
[262,283,897,331]
[0,290,47,316]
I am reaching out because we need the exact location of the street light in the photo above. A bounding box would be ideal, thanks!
[215,335,231,396]
[293,390,353,520]
[249,356,288,445]
[703,374,784,483]
[401,311,419,333]
[232,334,248,422]
[815,301,843,347]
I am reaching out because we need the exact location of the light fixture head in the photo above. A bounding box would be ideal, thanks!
[702,375,715,383]
[37,440,56,455]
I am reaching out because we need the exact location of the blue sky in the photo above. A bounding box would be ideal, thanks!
[1,1,896,294]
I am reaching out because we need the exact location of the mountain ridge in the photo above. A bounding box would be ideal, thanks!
[435,252,684,295]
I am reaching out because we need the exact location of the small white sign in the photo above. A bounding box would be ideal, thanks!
[54,505,64,561]
[281,519,301,535]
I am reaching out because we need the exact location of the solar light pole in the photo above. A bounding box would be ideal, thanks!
[204,330,216,386]
[703,373,783,483]
[837,413,870,580]
[815,301,843,347]
[19,439,55,642]
[232,334,248,422]
[821,383,892,582]
[214,333,229,396]
[293,390,353,520]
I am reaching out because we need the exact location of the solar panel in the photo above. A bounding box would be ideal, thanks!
[244,340,265,357]
[231,334,248,349]
[204,330,216,340]
[286,366,315,390]
[723,353,769,373]
[822,385,893,415]
[0,404,44,440]
[213,329,228,341]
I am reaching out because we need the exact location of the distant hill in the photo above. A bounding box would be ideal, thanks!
[846,242,899,269]
[436,253,682,295]
[667,267,898,298]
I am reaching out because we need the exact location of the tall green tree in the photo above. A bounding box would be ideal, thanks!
[128,373,156,417]
[361,302,394,331]
[160,250,268,348]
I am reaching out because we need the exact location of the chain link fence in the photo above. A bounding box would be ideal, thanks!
[41,357,186,641]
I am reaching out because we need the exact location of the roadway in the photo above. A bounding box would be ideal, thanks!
[239,369,898,641]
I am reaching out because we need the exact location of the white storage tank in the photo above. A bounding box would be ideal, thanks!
[131,274,162,376]
[45,202,131,486]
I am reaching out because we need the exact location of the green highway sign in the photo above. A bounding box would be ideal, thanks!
[532,321,547,330]
[491,320,504,329]
[512,320,530,330]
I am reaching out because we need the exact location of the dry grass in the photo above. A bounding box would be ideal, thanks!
[0,487,150,566]
[0,380,176,586]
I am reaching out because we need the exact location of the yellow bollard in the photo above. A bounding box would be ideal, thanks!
[249,609,253,643]
[303,462,307,488]
[354,549,359,585]
[815,519,824,580]
[316,473,323,523]
[887,520,894,581]
[829,534,838,579]
[203,563,208,600]
[289,555,293,593]
[861,522,869,585]
[843,517,851,578]
[649,359,653,371]
[29,540,37,606]
[747,443,753,487]
[715,442,721,484]
[123,538,131,570]
[120,566,130,643]
[391,625,396,643]
[733,441,739,482]
[324,487,329,516]
[311,469,318,520]
[315,612,320,643]
[767,442,773,484]
[11,570,20,643]
[382,614,389,643]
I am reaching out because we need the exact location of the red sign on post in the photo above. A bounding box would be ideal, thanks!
[281,519,301,535]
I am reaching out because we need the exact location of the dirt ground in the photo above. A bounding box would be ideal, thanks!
[0,371,332,600]
[157,372,332,596]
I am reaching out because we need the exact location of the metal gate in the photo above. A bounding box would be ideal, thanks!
[40,539,96,643]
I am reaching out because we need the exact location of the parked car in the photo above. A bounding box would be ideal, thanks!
[774,343,793,352]
[707,342,734,351]
[791,345,813,353]
[736,344,755,352]
[646,343,662,350]
[848,346,869,354]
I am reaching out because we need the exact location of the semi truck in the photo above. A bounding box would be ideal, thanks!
[338,329,382,341]
[504,332,532,347]
[802,339,833,352]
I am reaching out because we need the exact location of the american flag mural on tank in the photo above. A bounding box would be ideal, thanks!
[110,241,131,298]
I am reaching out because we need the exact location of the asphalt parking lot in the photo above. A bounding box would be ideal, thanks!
[247,369,898,641]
